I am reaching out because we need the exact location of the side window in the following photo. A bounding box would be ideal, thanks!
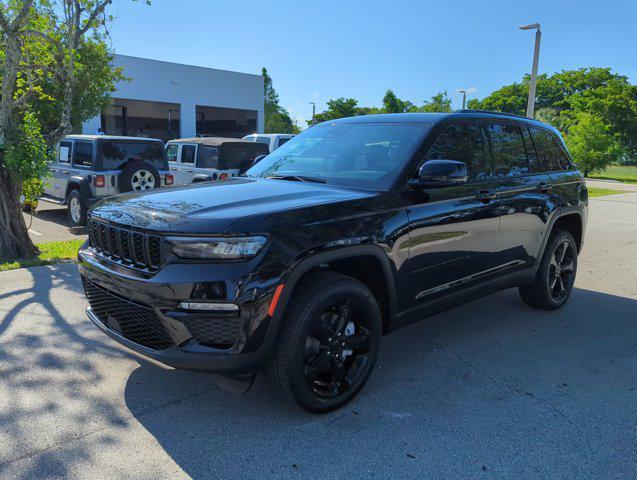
[521,128,541,174]
[59,141,72,163]
[166,144,179,162]
[530,128,570,171]
[424,123,491,181]
[196,146,219,168]
[256,136,271,146]
[180,145,196,164]
[73,141,93,167]
[486,124,530,177]
[277,137,291,147]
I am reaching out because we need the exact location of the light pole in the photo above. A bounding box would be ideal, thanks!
[519,22,541,118]
[309,102,316,126]
[458,89,467,109]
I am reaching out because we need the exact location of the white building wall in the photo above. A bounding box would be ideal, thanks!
[83,54,264,137]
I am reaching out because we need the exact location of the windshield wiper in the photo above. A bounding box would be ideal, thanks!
[266,175,326,184]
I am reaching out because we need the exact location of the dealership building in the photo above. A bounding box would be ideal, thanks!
[82,55,264,141]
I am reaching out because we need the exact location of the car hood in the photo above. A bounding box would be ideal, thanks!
[89,177,375,233]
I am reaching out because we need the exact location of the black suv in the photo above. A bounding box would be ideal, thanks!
[78,111,588,412]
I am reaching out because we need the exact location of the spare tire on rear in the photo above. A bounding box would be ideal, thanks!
[118,161,160,193]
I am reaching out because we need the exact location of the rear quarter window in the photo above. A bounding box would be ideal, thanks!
[530,128,571,171]
[100,140,167,170]
[73,141,93,167]
[196,146,219,168]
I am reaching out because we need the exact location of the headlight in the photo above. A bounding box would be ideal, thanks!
[166,236,268,260]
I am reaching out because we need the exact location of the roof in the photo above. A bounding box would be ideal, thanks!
[322,111,554,130]
[64,134,163,142]
[167,137,255,146]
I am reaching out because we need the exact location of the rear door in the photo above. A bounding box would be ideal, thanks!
[178,144,197,184]
[405,122,501,305]
[45,140,73,199]
[166,143,181,183]
[487,123,556,274]
[71,140,95,196]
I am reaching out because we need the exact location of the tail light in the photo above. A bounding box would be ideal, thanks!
[93,175,105,188]
[165,174,174,186]
[219,173,229,181]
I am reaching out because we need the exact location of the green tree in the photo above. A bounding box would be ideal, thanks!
[312,97,360,123]
[382,89,414,113]
[418,91,452,112]
[262,67,298,134]
[565,112,622,176]
[469,67,637,157]
[0,0,137,259]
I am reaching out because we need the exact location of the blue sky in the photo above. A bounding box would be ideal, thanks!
[109,0,637,127]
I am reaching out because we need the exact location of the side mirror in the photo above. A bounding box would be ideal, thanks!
[409,159,468,189]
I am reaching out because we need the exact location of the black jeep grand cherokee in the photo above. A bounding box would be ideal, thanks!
[79,111,588,412]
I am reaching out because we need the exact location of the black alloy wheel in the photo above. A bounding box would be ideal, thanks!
[303,298,373,398]
[265,271,381,413]
[519,229,578,310]
[548,239,576,302]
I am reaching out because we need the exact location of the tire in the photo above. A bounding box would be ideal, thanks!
[519,229,578,310]
[67,190,87,227]
[118,161,160,193]
[264,271,382,413]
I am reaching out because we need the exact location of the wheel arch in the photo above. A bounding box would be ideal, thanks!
[271,245,398,335]
[537,209,584,263]
[65,177,92,205]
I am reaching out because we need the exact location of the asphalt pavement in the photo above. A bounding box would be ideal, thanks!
[2,193,636,479]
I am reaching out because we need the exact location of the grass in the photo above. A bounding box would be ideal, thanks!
[0,239,84,272]
[589,165,637,184]
[587,187,625,198]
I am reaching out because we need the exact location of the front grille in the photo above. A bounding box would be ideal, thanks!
[83,277,174,350]
[88,218,162,271]
[181,316,241,349]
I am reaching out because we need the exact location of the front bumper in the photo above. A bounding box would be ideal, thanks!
[78,245,280,374]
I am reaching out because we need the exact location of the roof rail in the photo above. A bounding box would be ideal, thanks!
[454,109,528,119]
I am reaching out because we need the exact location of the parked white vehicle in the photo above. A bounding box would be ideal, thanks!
[242,133,295,153]
[165,137,269,185]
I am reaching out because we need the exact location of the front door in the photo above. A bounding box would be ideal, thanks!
[404,122,501,306]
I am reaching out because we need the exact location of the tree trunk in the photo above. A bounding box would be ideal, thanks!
[0,35,22,141]
[0,161,38,259]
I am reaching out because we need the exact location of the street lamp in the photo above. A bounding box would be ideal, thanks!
[309,102,316,126]
[458,89,467,109]
[519,22,541,119]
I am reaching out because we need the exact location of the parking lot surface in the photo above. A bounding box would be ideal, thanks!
[2,193,636,479]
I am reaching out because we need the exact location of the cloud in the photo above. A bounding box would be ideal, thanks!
[310,92,320,99]
[465,86,478,94]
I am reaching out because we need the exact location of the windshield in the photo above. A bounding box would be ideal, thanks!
[246,122,430,190]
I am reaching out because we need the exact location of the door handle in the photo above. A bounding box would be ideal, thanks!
[62,170,70,175]
[476,190,496,203]
[185,169,193,173]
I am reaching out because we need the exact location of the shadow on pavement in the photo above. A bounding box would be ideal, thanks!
[0,265,133,477]
[122,287,637,479]
[28,206,87,237]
